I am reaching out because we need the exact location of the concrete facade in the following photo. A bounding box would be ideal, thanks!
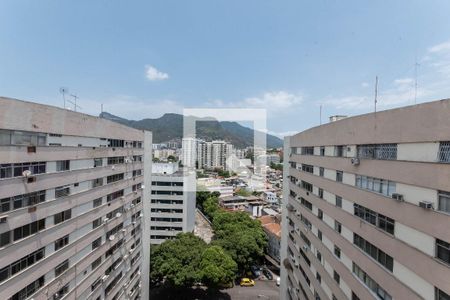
[0,97,151,300]
[281,99,450,300]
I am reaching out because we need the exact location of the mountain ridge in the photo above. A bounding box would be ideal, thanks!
[99,112,283,148]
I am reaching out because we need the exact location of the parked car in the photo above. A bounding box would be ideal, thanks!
[250,265,261,277]
[240,278,255,287]
[262,268,273,280]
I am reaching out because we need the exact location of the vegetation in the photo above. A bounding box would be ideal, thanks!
[217,169,230,178]
[150,233,237,288]
[270,162,283,171]
[196,191,221,212]
[235,188,251,197]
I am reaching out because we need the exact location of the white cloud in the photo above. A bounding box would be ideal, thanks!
[145,65,169,81]
[267,130,300,138]
[428,41,450,53]
[206,91,303,112]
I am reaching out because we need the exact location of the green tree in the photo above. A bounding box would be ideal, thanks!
[196,191,220,212]
[203,196,220,220]
[200,246,237,287]
[150,233,206,287]
[235,188,251,197]
[270,162,283,171]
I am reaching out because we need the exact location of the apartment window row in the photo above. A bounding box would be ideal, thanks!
[55,259,69,277]
[151,208,183,214]
[133,155,143,162]
[301,164,314,174]
[300,197,312,211]
[107,190,124,202]
[0,129,47,146]
[0,161,46,179]
[150,226,183,231]
[300,215,312,229]
[301,181,313,193]
[105,257,123,276]
[355,175,396,196]
[55,185,71,198]
[353,263,392,300]
[151,190,183,196]
[107,156,125,165]
[436,288,450,300]
[9,275,45,300]
[300,231,311,247]
[0,190,46,213]
[132,197,142,206]
[151,199,183,205]
[152,181,183,186]
[105,271,123,295]
[357,144,397,160]
[92,178,103,188]
[0,219,46,247]
[301,146,314,155]
[54,209,72,224]
[92,256,102,270]
[106,239,124,258]
[132,169,142,177]
[107,173,125,184]
[131,224,141,237]
[55,235,69,251]
[0,247,45,283]
[354,204,395,234]
[106,206,124,220]
[354,233,394,271]
[131,251,141,266]
[151,217,182,222]
[132,211,142,222]
[56,160,70,172]
[131,238,141,250]
[151,235,175,240]
[106,223,124,239]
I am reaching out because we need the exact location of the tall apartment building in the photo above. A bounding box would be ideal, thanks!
[281,99,450,300]
[150,163,196,244]
[182,138,233,170]
[0,97,151,300]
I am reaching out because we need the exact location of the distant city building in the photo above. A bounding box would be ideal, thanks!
[182,138,234,170]
[153,148,177,161]
[0,97,150,300]
[262,191,278,204]
[281,100,450,300]
[150,163,196,244]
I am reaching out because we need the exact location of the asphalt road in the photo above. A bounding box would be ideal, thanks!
[150,280,280,300]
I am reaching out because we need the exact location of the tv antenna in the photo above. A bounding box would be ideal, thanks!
[414,57,420,104]
[374,76,378,113]
[59,87,69,109]
[66,93,82,112]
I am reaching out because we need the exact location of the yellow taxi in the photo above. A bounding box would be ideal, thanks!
[240,278,255,287]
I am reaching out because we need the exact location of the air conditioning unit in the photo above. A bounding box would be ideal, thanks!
[0,216,7,223]
[351,158,360,165]
[129,249,134,254]
[116,212,122,218]
[102,275,109,281]
[123,255,128,260]
[419,201,433,209]
[131,203,135,208]
[104,217,110,223]
[132,221,136,225]
[111,165,115,170]
[22,170,32,177]
[109,235,115,241]
[140,185,145,190]
[391,193,404,202]
[120,196,125,200]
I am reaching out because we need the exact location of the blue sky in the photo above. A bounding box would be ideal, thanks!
[1,1,450,137]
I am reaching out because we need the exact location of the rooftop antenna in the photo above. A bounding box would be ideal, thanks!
[374,76,378,113]
[59,87,69,109]
[414,56,420,105]
[319,104,322,125]
[66,93,82,112]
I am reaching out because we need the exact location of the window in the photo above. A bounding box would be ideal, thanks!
[316,250,322,263]
[333,271,340,284]
[438,141,450,162]
[10,275,45,300]
[92,237,102,250]
[436,288,450,300]
[0,231,10,247]
[319,167,324,177]
[436,239,450,265]
[93,217,102,229]
[107,173,124,184]
[336,170,343,182]
[318,230,322,241]
[13,219,45,241]
[335,196,342,208]
[56,160,70,172]
[0,190,46,213]
[0,161,46,179]
[354,203,395,234]
[92,178,103,188]
[335,145,344,157]
[334,221,342,233]
[91,277,102,291]
[107,190,124,202]
[438,191,450,213]
[55,259,69,277]
[355,175,396,196]
[352,292,361,300]
[302,164,314,173]
[54,235,69,251]
[53,283,69,300]
[93,197,102,207]
[94,158,103,167]
[334,245,341,258]
[54,209,71,224]
[354,233,394,271]
[301,147,314,155]
[108,139,124,147]
[316,272,321,284]
[353,263,392,300]
[92,257,102,270]
[300,198,312,210]
[318,209,323,220]
[55,186,70,198]
[107,156,124,165]
[301,181,313,192]
[320,146,325,156]
[318,188,323,199]
[0,248,45,283]
[358,144,397,160]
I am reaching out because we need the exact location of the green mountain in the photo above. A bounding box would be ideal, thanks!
[99,112,283,148]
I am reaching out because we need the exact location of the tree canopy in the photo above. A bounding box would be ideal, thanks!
[200,246,237,287]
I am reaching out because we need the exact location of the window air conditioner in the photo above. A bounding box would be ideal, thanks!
[351,157,360,165]
[419,201,433,209]
[391,193,404,202]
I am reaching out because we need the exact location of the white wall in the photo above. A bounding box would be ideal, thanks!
[395,222,435,256]
[393,261,434,300]
[396,183,437,207]
[397,142,439,162]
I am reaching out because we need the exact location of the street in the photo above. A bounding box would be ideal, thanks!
[150,280,280,300]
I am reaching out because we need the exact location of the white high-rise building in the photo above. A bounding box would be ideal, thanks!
[0,97,151,300]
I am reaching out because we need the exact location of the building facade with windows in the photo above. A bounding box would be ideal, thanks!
[0,97,152,300]
[281,99,450,300]
[150,163,196,244]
